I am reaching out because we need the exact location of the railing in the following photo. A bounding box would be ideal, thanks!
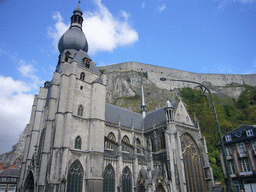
[239,171,253,176]
[238,152,247,158]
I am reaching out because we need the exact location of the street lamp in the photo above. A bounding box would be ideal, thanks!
[160,77,234,192]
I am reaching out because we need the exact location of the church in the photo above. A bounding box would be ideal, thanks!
[17,3,214,192]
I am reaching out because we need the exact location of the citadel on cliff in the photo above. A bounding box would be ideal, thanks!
[17,3,256,192]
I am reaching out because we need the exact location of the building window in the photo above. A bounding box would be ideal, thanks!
[237,143,247,157]
[108,132,116,141]
[105,132,116,150]
[103,165,115,192]
[122,167,132,192]
[122,136,130,152]
[246,129,254,137]
[252,142,256,155]
[225,147,232,159]
[85,58,91,68]
[77,105,83,117]
[0,185,6,192]
[1,178,6,182]
[241,158,251,173]
[75,136,82,149]
[65,51,71,62]
[159,132,166,150]
[80,72,85,81]
[136,138,141,154]
[228,160,236,175]
[7,185,16,192]
[67,160,83,192]
[225,134,232,142]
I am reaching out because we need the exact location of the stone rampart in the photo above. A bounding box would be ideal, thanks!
[98,62,256,89]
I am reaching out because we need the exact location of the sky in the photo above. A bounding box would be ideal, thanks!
[0,0,256,154]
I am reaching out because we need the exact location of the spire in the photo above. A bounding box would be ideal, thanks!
[141,85,147,118]
[71,1,84,29]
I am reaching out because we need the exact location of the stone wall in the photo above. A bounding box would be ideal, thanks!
[98,62,256,88]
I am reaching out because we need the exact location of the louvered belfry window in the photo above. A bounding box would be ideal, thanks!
[181,134,206,192]
[103,165,115,192]
[67,161,83,192]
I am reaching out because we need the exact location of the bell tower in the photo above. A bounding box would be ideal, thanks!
[18,2,106,191]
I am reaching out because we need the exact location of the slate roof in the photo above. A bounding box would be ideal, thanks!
[223,124,256,144]
[105,104,143,130]
[105,102,177,131]
[0,169,20,177]
[144,107,166,130]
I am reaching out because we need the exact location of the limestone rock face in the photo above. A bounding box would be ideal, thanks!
[0,125,29,168]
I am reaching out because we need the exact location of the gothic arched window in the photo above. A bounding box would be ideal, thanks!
[75,136,82,149]
[80,72,85,81]
[159,132,166,150]
[67,160,83,192]
[77,105,83,117]
[122,167,132,192]
[108,132,116,141]
[136,138,141,154]
[181,133,206,192]
[103,164,115,192]
[122,136,130,152]
[105,132,116,150]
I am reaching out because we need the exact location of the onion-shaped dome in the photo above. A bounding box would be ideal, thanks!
[58,2,88,53]
[58,28,88,53]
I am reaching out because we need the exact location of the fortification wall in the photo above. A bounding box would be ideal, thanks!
[98,62,256,89]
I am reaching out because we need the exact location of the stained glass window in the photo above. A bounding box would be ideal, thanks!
[105,132,116,149]
[159,132,166,150]
[122,136,130,152]
[103,165,115,192]
[77,105,83,117]
[181,134,206,192]
[75,136,82,149]
[136,138,141,154]
[122,167,132,192]
[67,160,83,192]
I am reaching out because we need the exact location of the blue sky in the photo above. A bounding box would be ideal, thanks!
[0,0,256,154]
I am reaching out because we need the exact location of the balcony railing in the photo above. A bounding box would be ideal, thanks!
[238,152,247,158]
[226,155,233,160]
[239,171,253,176]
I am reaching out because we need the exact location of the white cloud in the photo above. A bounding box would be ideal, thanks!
[48,0,138,54]
[158,4,166,12]
[0,76,34,154]
[0,51,43,154]
[142,2,146,9]
[48,12,69,51]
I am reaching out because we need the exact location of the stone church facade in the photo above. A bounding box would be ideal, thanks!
[17,3,214,192]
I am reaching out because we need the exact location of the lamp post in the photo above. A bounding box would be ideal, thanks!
[160,77,234,192]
